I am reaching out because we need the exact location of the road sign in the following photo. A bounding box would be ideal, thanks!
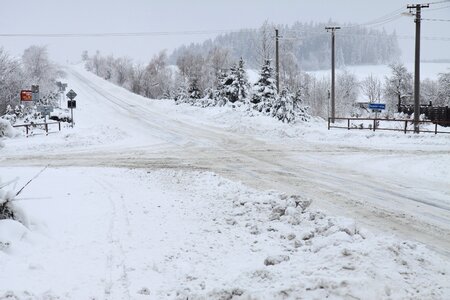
[68,100,76,109]
[37,105,54,116]
[368,103,386,110]
[20,90,33,101]
[371,109,382,113]
[66,89,77,100]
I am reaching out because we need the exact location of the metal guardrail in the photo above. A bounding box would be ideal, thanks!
[13,121,61,137]
[328,117,450,134]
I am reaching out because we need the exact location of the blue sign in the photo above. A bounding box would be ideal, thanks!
[368,103,386,110]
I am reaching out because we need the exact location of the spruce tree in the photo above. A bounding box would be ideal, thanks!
[272,89,295,123]
[251,59,277,113]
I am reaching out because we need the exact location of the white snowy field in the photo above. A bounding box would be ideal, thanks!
[246,62,450,83]
[306,62,450,81]
[1,65,450,299]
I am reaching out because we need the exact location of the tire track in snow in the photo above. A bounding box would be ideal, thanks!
[95,177,132,299]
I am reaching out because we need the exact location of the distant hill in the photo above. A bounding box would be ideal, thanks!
[169,21,401,71]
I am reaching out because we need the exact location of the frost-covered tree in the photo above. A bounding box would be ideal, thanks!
[22,45,60,98]
[361,74,382,103]
[251,60,277,113]
[336,70,359,116]
[207,47,230,87]
[421,78,438,106]
[436,72,450,106]
[384,63,413,112]
[144,51,173,99]
[0,48,24,115]
[112,57,133,87]
[253,20,275,66]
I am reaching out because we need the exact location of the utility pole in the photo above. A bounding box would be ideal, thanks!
[325,26,340,123]
[275,28,280,92]
[407,3,429,133]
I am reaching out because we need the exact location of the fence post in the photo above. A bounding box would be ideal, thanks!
[328,117,330,130]
[435,123,438,135]
[45,123,48,135]
[373,119,376,131]
[404,120,407,134]
[26,125,29,137]
[59,121,61,131]
[347,119,350,130]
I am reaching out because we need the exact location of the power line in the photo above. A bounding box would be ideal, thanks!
[426,4,450,10]
[0,29,256,38]
[422,18,450,21]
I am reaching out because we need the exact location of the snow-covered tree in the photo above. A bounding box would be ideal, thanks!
[251,60,277,113]
[272,89,295,123]
[187,78,202,102]
[224,58,250,103]
[384,63,413,112]
[22,46,60,98]
[336,70,359,116]
[436,72,450,106]
[361,74,382,103]
[0,49,23,115]
[293,89,311,122]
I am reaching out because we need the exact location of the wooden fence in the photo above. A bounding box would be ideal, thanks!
[328,117,450,134]
[13,121,61,137]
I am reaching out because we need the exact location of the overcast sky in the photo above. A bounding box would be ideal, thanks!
[0,0,449,65]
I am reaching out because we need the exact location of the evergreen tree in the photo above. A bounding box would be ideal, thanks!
[272,89,295,123]
[251,60,277,113]
[293,89,311,122]
[214,70,229,106]
[223,59,250,104]
[187,78,202,104]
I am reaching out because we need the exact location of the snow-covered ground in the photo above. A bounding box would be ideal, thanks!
[1,65,449,299]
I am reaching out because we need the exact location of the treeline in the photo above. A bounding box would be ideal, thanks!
[0,46,62,115]
[83,50,449,122]
[169,21,401,70]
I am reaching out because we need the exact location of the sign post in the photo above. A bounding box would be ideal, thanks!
[368,103,386,130]
[37,105,54,123]
[66,89,77,128]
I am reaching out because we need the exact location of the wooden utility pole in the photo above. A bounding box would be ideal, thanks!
[275,28,280,92]
[407,3,429,133]
[325,26,340,123]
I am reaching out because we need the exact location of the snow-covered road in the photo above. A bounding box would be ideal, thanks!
[1,65,450,298]
[3,66,449,256]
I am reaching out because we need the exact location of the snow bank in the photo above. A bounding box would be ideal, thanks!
[162,170,449,300]
[0,167,448,299]
[0,119,18,138]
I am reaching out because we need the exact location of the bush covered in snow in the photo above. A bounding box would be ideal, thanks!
[0,179,17,221]
[0,118,18,138]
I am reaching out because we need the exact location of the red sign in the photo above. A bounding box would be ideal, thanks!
[20,90,33,101]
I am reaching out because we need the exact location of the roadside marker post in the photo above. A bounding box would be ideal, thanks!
[66,89,77,128]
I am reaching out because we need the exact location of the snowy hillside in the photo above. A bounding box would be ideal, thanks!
[1,65,450,299]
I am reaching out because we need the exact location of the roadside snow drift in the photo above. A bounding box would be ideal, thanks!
[0,168,448,299]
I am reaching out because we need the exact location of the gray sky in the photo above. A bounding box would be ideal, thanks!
[0,0,449,65]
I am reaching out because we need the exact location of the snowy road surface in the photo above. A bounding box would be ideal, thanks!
[1,65,450,298]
